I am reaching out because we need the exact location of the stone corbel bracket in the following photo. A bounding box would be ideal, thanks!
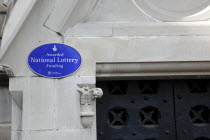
[0,65,14,77]
[77,84,103,128]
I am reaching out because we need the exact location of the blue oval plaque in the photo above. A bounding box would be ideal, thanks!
[28,43,82,78]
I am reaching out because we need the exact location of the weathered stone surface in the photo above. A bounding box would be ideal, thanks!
[0,87,11,123]
[1,0,210,140]
[113,23,210,36]
[54,77,95,129]
[10,77,56,130]
[65,36,210,77]
[89,0,153,22]
[12,129,84,140]
[133,0,210,21]
[0,0,62,77]
[12,131,22,140]
[65,22,210,37]
[65,23,112,37]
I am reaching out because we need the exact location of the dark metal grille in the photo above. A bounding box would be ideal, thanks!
[140,106,160,125]
[139,81,159,94]
[97,80,210,140]
[189,105,210,124]
[187,80,209,93]
[174,80,210,139]
[194,137,210,140]
[108,81,128,95]
[108,107,128,127]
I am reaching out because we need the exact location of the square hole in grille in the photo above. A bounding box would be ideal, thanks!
[187,80,209,93]
[140,106,160,125]
[108,81,128,95]
[139,81,159,94]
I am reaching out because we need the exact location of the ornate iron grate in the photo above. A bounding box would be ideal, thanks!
[108,81,128,95]
[108,107,128,127]
[194,137,210,140]
[187,80,209,93]
[140,106,160,125]
[189,105,210,124]
[97,80,210,140]
[139,81,159,94]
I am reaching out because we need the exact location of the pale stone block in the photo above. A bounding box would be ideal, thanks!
[11,91,22,131]
[133,0,210,21]
[23,131,53,140]
[89,0,153,22]
[10,77,56,130]
[65,36,210,77]
[14,129,82,140]
[44,0,98,34]
[0,14,5,36]
[44,0,79,32]
[11,131,22,140]
[55,79,81,129]
[81,129,91,140]
[10,76,96,133]
[0,87,11,123]
[65,23,112,37]
[55,77,95,129]
[0,124,10,140]
[22,77,56,130]
[10,78,23,131]
[9,78,25,92]
[113,23,210,36]
[65,22,210,37]
[0,0,62,77]
[53,129,81,140]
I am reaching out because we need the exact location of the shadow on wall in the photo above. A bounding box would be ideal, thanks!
[0,72,11,140]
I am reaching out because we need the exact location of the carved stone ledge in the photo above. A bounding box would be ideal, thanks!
[96,61,210,79]
[77,84,103,128]
[0,65,14,77]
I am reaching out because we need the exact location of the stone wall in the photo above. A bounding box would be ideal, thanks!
[0,0,210,140]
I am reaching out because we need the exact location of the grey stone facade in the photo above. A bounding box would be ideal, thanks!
[0,0,210,140]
